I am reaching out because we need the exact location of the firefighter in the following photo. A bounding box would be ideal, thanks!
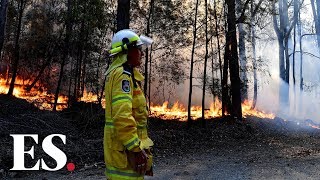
[104,29,154,180]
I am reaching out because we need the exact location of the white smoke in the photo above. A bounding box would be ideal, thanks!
[256,30,320,123]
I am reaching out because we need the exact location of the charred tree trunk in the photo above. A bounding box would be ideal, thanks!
[74,22,84,100]
[187,0,199,126]
[210,15,216,101]
[201,0,209,127]
[26,35,61,92]
[8,0,26,96]
[80,50,87,98]
[25,56,52,92]
[226,0,242,120]
[117,0,130,31]
[0,0,8,57]
[222,43,230,116]
[53,0,72,111]
[214,0,223,109]
[222,7,229,117]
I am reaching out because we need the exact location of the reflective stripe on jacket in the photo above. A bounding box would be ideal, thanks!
[104,54,154,179]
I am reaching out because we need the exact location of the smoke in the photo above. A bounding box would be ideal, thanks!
[256,33,320,123]
[257,76,320,122]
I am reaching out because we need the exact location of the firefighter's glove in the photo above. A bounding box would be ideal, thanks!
[128,149,148,175]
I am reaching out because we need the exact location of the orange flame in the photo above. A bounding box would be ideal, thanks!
[3,77,320,131]
[241,100,275,119]
[150,98,275,121]
[0,77,68,110]
[0,77,276,118]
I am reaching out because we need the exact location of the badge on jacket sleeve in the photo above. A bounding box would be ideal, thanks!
[122,80,131,93]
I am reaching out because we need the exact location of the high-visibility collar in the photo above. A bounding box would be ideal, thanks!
[105,54,127,76]
[105,54,145,82]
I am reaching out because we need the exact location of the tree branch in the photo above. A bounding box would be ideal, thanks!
[290,50,320,59]
[285,0,304,39]
[236,0,250,23]
[252,0,264,18]
[272,0,281,38]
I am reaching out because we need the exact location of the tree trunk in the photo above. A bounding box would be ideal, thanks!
[144,0,154,96]
[75,22,84,100]
[210,15,216,101]
[317,0,320,51]
[292,0,299,87]
[226,0,242,120]
[80,50,87,98]
[282,0,291,85]
[25,56,52,92]
[8,0,25,96]
[251,0,257,109]
[311,0,320,51]
[284,38,290,84]
[117,0,130,31]
[187,0,199,126]
[298,9,303,91]
[236,0,248,101]
[214,0,223,110]
[53,0,72,111]
[292,0,299,116]
[222,45,229,116]
[148,45,153,109]
[273,0,288,106]
[201,0,208,128]
[0,0,8,57]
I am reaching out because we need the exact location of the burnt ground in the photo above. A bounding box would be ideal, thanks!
[1,94,320,179]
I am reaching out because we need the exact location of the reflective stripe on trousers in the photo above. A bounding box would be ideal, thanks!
[105,166,144,180]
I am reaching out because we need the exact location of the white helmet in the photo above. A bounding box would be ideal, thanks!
[109,29,153,56]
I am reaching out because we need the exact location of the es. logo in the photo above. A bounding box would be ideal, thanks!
[10,134,67,171]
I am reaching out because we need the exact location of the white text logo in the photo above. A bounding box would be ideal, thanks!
[10,134,67,171]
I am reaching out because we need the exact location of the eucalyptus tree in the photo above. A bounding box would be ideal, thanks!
[53,0,72,111]
[8,0,31,96]
[188,0,200,125]
[0,0,8,57]
[272,0,302,107]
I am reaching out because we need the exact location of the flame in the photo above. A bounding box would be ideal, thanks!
[241,100,275,119]
[150,98,275,121]
[1,77,68,110]
[2,77,320,131]
[80,91,98,102]
[1,76,274,120]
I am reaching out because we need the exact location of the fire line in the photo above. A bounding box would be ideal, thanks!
[0,77,275,120]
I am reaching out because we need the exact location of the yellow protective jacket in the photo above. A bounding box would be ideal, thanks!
[104,54,154,180]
